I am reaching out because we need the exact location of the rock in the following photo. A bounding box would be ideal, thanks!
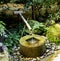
[0,53,5,57]
[50,50,54,54]
[0,43,9,61]
[2,4,8,10]
[20,34,46,57]
[40,56,45,59]
[46,49,50,53]
[9,7,19,10]
[51,43,56,50]
[25,57,32,60]
[56,46,60,50]
[7,3,14,8]
[13,4,18,7]
[36,57,40,61]
[12,46,17,51]
[52,47,56,51]
[45,44,52,49]
[17,4,24,9]
[45,40,52,49]
[45,40,50,44]
[17,47,20,50]
[32,58,37,61]
[13,53,16,55]
[0,43,4,53]
[16,51,20,55]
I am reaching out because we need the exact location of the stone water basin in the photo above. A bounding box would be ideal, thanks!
[19,34,46,57]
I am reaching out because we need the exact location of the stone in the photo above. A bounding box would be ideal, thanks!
[0,43,9,61]
[46,49,50,53]
[36,57,40,61]
[40,56,44,59]
[16,51,20,55]
[51,43,56,50]
[32,58,37,61]
[9,7,19,10]
[7,3,14,8]
[56,46,60,50]
[19,34,46,57]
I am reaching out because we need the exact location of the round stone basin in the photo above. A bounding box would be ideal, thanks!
[19,34,46,57]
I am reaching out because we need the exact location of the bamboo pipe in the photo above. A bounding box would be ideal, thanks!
[14,11,32,34]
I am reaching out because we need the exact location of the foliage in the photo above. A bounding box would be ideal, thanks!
[0,0,32,3]
[4,22,25,53]
[25,20,47,35]
[46,24,60,44]
[25,0,60,22]
[47,9,60,21]
[0,21,6,36]
[4,31,20,52]
[0,0,60,53]
[0,0,10,3]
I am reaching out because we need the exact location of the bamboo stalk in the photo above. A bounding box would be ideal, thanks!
[14,11,32,32]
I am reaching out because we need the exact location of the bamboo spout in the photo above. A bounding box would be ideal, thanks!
[14,11,32,33]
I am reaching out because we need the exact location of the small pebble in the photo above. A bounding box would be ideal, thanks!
[25,57,32,60]
[40,56,44,59]
[17,47,20,50]
[15,48,19,51]
[13,53,16,55]
[46,49,50,53]
[52,47,55,50]
[10,42,57,61]
[36,57,40,61]
[32,58,37,61]
[16,51,20,55]
[56,46,60,50]
[50,50,54,54]
[13,56,17,59]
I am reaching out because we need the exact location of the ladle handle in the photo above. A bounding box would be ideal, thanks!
[19,13,32,31]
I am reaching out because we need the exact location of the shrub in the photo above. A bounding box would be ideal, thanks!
[46,24,60,44]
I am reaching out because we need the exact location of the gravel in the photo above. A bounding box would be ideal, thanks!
[10,40,57,61]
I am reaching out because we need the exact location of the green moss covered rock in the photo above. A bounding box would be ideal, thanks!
[46,24,60,44]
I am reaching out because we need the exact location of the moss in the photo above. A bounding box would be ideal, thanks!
[46,24,60,44]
